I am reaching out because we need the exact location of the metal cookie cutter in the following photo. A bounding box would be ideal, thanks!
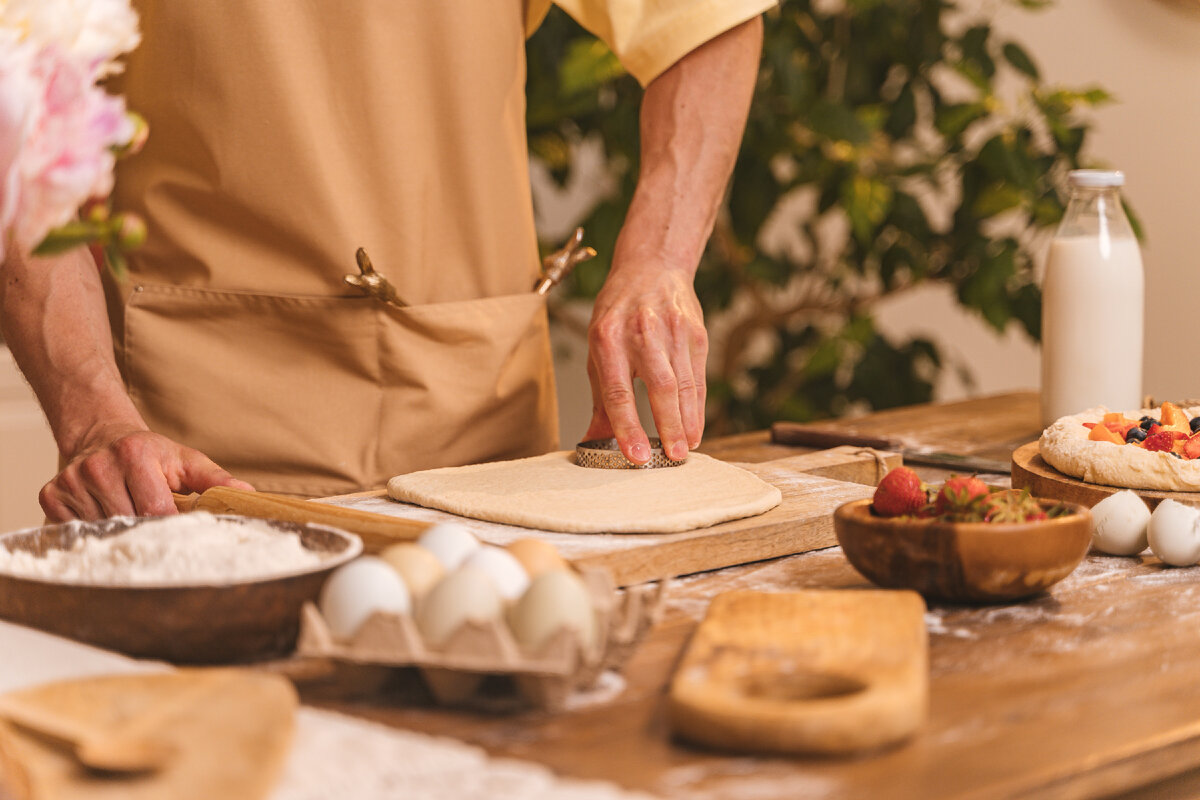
[576,438,687,469]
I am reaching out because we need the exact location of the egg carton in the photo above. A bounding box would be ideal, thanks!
[295,566,665,711]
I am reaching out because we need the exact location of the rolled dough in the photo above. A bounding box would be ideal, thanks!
[386,452,783,534]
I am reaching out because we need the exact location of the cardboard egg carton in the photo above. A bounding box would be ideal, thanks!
[295,566,665,711]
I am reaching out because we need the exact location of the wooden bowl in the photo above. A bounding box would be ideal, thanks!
[0,515,361,663]
[833,499,1092,603]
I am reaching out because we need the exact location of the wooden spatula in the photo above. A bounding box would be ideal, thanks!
[0,694,172,774]
[668,589,928,756]
[0,669,296,800]
[173,486,428,553]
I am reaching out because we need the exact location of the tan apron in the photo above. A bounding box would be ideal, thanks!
[108,0,558,497]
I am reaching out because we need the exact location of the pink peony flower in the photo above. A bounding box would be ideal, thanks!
[0,43,133,255]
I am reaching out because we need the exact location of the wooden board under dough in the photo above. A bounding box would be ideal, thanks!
[1011,441,1200,510]
[320,447,902,587]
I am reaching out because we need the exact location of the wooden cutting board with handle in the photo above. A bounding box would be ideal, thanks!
[0,669,296,800]
[668,589,928,756]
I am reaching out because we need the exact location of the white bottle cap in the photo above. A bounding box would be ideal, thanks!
[1068,169,1124,188]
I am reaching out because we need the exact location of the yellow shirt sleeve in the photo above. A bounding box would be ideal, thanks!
[526,0,777,87]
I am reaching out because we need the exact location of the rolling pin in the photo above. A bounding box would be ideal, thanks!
[172,486,429,553]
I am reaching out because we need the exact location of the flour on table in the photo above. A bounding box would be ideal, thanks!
[272,708,660,800]
[387,451,782,534]
[0,512,327,585]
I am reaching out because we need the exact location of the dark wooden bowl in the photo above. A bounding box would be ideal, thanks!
[0,515,361,663]
[833,499,1092,603]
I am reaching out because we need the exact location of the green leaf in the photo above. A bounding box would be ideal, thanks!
[559,39,625,96]
[935,102,987,138]
[32,221,104,256]
[806,99,872,145]
[972,183,1025,218]
[885,82,917,139]
[840,174,894,245]
[1002,42,1040,79]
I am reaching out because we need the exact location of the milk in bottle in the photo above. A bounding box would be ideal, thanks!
[1040,170,1144,426]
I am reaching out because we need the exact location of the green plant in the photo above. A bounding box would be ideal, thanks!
[527,0,1119,434]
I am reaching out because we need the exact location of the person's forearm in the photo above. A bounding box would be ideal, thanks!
[585,17,763,463]
[612,17,763,276]
[0,247,147,459]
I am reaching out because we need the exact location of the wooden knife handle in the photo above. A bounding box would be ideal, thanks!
[172,487,428,553]
[770,422,896,451]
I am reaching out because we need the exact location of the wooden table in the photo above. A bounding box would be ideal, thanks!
[301,391,1200,800]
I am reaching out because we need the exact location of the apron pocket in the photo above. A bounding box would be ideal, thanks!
[377,291,558,477]
[122,285,558,495]
[122,283,381,496]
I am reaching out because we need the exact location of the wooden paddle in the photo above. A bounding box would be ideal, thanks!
[0,669,296,800]
[668,589,928,756]
[173,486,429,552]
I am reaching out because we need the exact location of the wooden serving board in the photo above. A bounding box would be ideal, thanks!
[668,590,928,756]
[320,447,901,587]
[1012,441,1200,510]
[0,669,296,800]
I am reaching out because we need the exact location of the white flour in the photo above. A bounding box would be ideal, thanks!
[272,708,660,800]
[0,512,327,585]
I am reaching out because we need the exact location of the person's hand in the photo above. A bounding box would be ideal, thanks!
[584,264,707,464]
[39,423,255,522]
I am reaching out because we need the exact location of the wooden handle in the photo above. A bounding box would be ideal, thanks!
[172,487,428,553]
[770,422,896,451]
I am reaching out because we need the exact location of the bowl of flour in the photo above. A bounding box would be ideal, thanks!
[0,512,362,662]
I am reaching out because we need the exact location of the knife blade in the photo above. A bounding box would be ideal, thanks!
[770,422,1013,474]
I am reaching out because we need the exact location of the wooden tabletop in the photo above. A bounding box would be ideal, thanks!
[301,391,1200,800]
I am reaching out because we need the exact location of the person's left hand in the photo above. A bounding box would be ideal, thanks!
[583,262,707,465]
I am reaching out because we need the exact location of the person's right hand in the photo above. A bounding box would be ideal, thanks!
[39,424,255,522]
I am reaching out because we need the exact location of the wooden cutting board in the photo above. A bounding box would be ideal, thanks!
[668,590,928,755]
[319,446,901,587]
[0,670,296,800]
[1012,441,1200,510]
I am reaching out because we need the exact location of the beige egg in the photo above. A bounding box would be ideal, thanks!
[380,542,444,600]
[505,538,566,578]
[415,566,503,648]
[508,568,597,655]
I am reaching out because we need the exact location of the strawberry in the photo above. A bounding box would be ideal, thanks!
[934,475,990,515]
[983,489,1045,523]
[1143,430,1177,452]
[1185,432,1200,460]
[872,467,927,517]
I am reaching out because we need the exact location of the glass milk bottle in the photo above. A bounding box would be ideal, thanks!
[1040,170,1144,426]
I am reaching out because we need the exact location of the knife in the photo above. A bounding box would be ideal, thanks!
[770,422,1013,474]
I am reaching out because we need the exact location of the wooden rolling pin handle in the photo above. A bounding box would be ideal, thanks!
[770,423,896,451]
[171,486,429,553]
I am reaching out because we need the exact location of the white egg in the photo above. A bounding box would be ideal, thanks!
[417,523,480,571]
[1090,490,1151,556]
[415,566,503,647]
[318,556,411,639]
[508,569,598,655]
[463,546,529,601]
[1148,499,1200,567]
[380,542,444,600]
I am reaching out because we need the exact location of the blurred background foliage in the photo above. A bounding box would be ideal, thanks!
[526,0,1119,435]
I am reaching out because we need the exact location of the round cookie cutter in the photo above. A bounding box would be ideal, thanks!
[575,438,687,470]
